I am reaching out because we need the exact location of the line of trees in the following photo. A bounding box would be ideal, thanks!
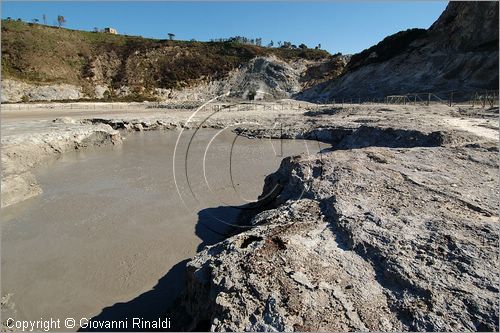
[209,36,322,50]
[209,36,263,46]
[6,14,66,27]
[5,17,324,50]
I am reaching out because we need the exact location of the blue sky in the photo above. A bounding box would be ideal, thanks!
[1,1,448,54]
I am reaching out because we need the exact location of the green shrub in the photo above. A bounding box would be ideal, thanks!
[347,28,428,71]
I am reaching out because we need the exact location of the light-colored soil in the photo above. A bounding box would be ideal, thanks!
[1,101,498,331]
[442,117,499,141]
[1,101,496,210]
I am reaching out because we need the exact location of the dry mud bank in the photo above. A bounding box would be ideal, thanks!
[1,119,121,207]
[1,102,499,331]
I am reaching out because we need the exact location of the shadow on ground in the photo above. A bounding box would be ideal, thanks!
[195,205,250,252]
[78,259,188,332]
[79,204,250,332]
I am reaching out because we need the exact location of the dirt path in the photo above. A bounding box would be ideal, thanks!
[442,117,499,141]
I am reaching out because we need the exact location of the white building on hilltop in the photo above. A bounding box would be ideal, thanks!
[103,27,118,34]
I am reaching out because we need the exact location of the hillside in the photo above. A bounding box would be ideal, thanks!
[2,2,498,104]
[1,20,342,102]
[298,1,499,102]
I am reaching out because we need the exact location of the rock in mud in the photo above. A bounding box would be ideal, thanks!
[176,143,499,331]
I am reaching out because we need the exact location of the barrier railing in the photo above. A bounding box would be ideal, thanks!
[383,90,498,107]
[1,90,498,111]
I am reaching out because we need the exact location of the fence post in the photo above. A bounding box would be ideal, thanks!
[427,93,431,106]
[449,92,453,107]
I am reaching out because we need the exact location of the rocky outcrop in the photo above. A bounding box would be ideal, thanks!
[175,109,499,331]
[299,1,499,102]
[134,54,345,102]
[300,55,349,89]
[152,56,312,101]
[1,79,84,103]
[177,141,499,331]
[428,1,499,51]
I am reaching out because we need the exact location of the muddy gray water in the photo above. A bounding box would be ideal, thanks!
[1,129,327,330]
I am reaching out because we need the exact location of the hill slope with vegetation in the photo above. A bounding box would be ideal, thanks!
[1,20,342,102]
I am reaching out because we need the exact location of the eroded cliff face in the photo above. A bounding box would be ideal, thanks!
[298,1,499,102]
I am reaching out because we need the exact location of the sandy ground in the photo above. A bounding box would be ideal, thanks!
[2,101,497,136]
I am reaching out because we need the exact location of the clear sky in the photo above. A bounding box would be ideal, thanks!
[1,1,448,54]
